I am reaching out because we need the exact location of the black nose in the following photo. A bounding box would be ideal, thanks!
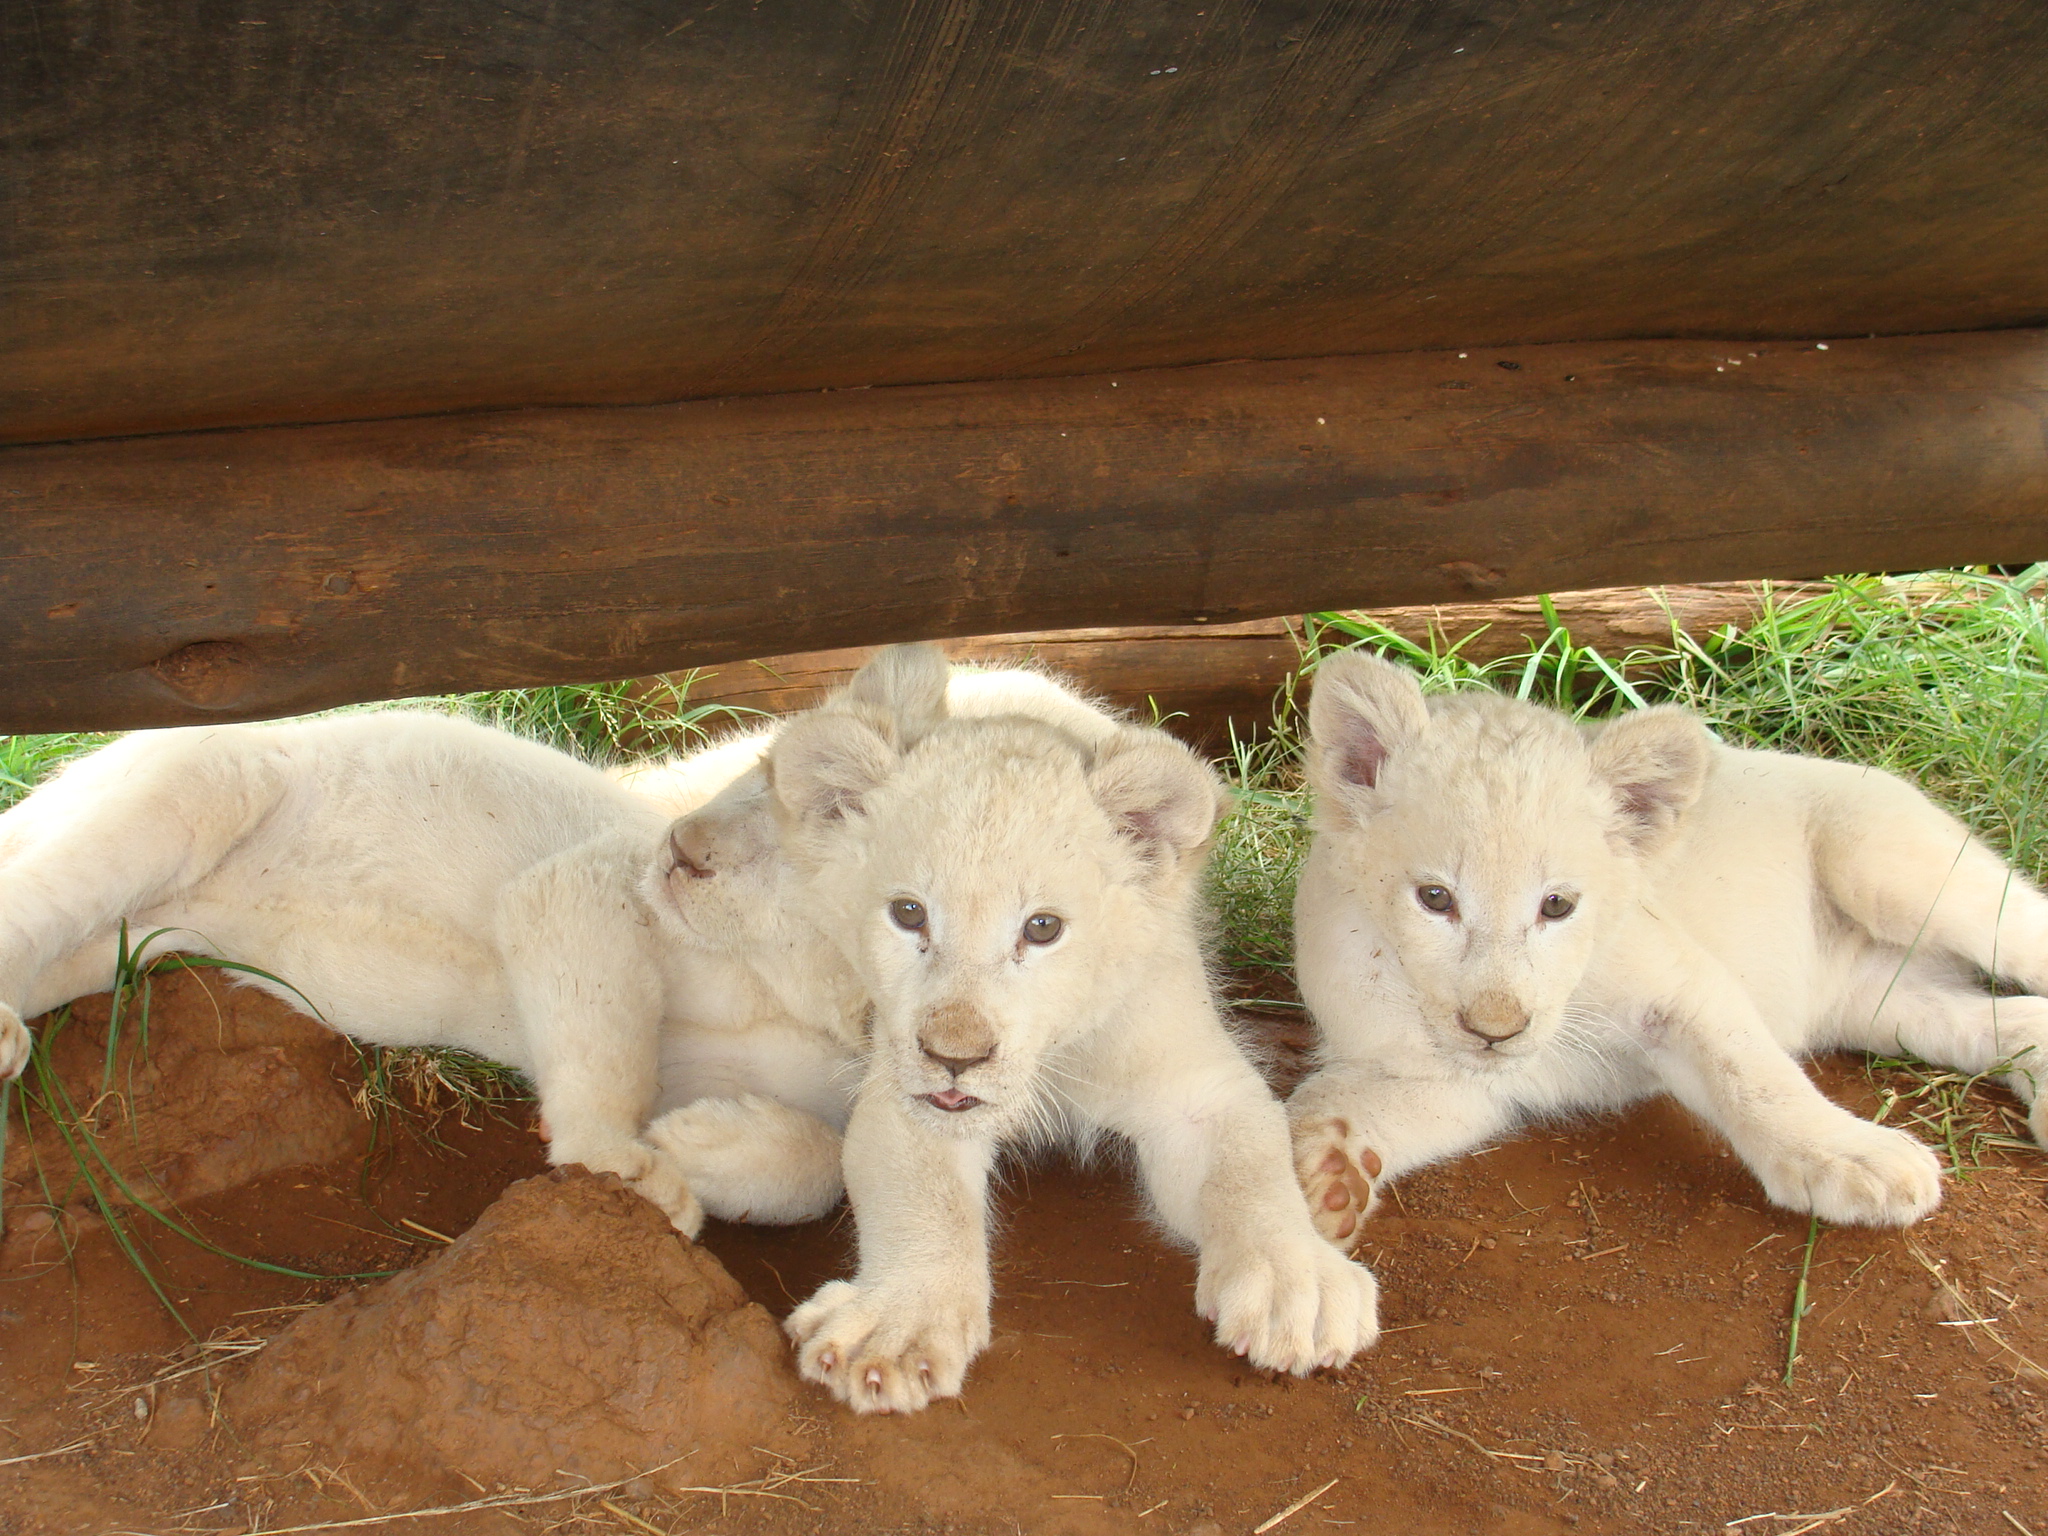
[1457,1010,1529,1044]
[920,1043,993,1076]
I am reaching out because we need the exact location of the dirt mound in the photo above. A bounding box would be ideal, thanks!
[2,968,366,1250]
[226,1168,801,1496]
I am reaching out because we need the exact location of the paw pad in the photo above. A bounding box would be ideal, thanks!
[1306,1141,1378,1249]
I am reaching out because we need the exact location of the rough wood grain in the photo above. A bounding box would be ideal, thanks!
[9,0,2048,445]
[3,331,2045,733]
[654,584,1802,744]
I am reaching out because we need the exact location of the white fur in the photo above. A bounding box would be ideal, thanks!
[1289,652,2048,1246]
[771,646,1380,1415]
[0,712,874,1236]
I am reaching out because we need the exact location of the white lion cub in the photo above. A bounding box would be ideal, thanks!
[1289,651,2048,1246]
[769,645,1380,1415]
[0,710,864,1237]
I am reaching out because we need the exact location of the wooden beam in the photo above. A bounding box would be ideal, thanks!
[11,1,2048,446]
[3,330,2046,733]
[655,584,1803,746]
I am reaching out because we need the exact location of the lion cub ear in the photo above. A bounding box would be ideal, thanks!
[767,711,900,840]
[1305,650,1431,815]
[1588,706,1711,853]
[832,643,951,747]
[1088,730,1231,884]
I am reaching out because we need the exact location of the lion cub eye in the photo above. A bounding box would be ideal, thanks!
[1416,884,1456,915]
[1022,912,1064,945]
[1540,892,1577,920]
[888,898,928,931]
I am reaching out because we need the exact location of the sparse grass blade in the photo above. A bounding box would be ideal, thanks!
[437,674,762,764]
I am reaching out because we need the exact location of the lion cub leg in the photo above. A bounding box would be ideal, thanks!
[784,1089,996,1414]
[1817,775,2048,999]
[1110,1018,1381,1374]
[1838,970,2048,1150]
[498,843,703,1235]
[1286,1065,1519,1250]
[645,1094,844,1224]
[1652,965,1942,1226]
[0,727,287,1078]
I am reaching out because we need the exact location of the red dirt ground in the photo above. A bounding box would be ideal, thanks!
[2,971,2044,1536]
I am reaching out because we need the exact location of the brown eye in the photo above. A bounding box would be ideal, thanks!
[1540,892,1577,920]
[889,898,927,931]
[1022,912,1064,945]
[1416,885,1455,915]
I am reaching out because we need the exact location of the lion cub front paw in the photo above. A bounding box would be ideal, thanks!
[1196,1233,1380,1376]
[0,1005,29,1081]
[785,1278,991,1414]
[1292,1116,1382,1251]
[1750,1116,1943,1228]
[547,1133,705,1238]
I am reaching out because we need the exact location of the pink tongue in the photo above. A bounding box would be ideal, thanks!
[928,1089,978,1112]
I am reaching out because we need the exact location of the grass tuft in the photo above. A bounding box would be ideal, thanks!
[435,674,759,764]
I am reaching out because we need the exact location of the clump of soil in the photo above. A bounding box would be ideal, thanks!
[2,967,366,1243]
[226,1168,800,1495]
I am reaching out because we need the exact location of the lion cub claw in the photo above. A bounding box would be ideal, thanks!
[0,1004,29,1081]
[785,1279,991,1415]
[1294,1116,1381,1251]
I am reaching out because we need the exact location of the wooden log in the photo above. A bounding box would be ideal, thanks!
[3,330,2046,733]
[10,0,2048,446]
[655,583,1799,744]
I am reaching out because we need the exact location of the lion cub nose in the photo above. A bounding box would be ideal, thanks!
[669,822,716,879]
[919,1002,998,1077]
[1457,996,1530,1044]
[921,1041,994,1076]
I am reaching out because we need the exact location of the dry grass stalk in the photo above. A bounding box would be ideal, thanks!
[1252,1475,1339,1534]
[1905,1243,2048,1383]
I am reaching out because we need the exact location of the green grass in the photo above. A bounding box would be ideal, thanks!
[437,673,755,765]
[0,733,110,812]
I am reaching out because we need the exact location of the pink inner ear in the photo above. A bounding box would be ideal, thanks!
[1119,807,1165,858]
[1339,726,1388,789]
[1613,780,1666,836]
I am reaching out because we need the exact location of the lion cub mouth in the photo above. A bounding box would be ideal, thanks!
[922,1089,983,1113]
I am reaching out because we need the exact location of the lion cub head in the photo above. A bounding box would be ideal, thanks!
[767,645,1226,1139]
[646,761,791,953]
[1303,651,1712,1067]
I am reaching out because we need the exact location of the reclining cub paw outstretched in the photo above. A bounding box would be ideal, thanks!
[1288,649,2048,1239]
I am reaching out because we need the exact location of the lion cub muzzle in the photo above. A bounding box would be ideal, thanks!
[1456,991,1531,1046]
[916,1000,999,1112]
